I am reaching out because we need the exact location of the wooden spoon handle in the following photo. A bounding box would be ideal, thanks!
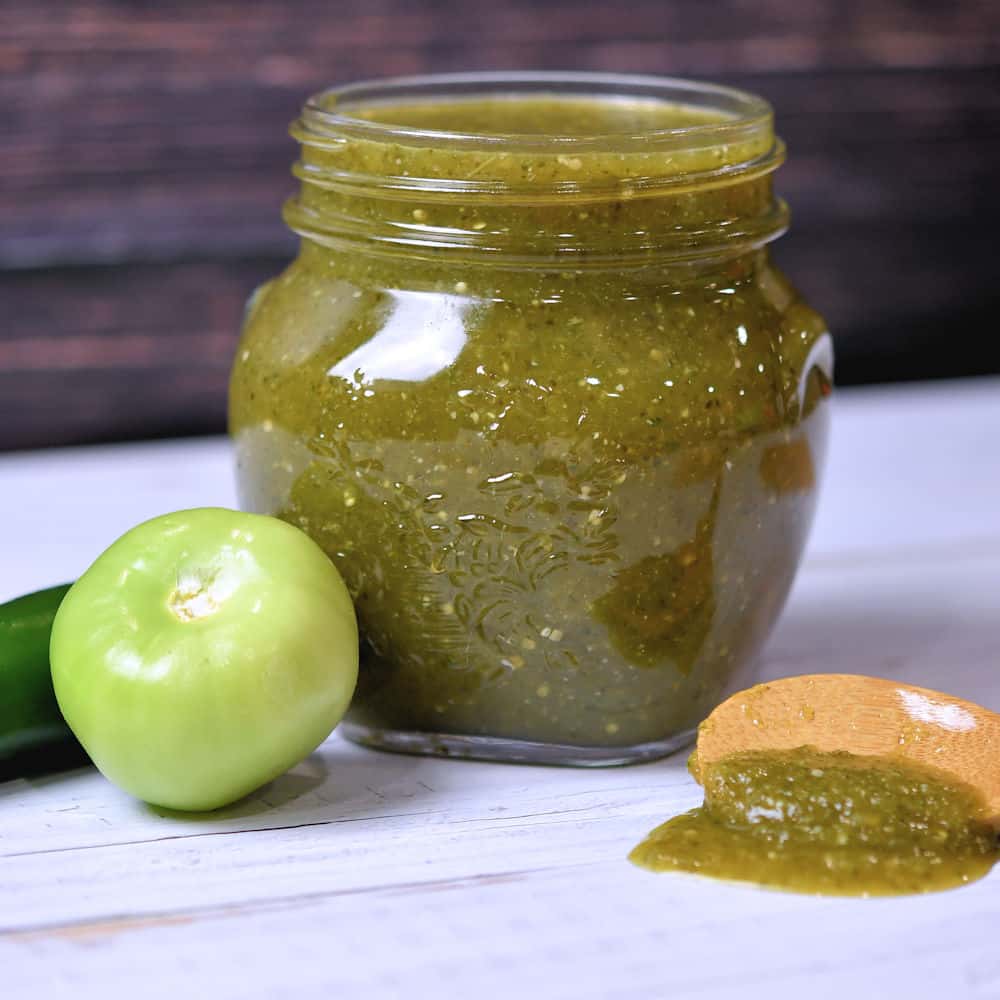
[694,673,1000,824]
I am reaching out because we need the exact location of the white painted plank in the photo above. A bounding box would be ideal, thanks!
[1,377,999,1000]
[2,548,997,933]
[0,437,238,601]
[760,543,1000,706]
[5,861,1000,1000]
[809,376,1000,558]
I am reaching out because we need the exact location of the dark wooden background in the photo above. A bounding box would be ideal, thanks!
[3,0,999,451]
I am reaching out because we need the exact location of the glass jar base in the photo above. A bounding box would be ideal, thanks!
[339,721,696,767]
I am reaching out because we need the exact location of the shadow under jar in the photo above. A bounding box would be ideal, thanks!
[230,72,833,765]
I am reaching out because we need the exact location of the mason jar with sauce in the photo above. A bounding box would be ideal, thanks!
[229,72,833,764]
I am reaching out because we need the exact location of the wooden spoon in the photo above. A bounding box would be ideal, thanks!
[693,674,1000,827]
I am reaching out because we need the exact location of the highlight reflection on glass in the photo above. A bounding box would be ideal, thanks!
[328,291,470,386]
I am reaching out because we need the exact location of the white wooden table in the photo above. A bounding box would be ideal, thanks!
[2,377,999,1000]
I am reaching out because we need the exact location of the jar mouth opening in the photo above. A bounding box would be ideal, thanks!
[299,71,773,154]
[287,72,787,267]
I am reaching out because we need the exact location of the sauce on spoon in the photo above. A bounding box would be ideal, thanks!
[630,675,1000,895]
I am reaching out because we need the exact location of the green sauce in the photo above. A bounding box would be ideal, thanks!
[230,90,833,755]
[630,748,1000,895]
[350,95,728,134]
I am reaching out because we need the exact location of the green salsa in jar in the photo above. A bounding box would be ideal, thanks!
[229,72,833,764]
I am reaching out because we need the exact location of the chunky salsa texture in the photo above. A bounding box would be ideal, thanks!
[630,747,999,895]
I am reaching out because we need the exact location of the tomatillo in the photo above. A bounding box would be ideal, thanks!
[50,508,358,811]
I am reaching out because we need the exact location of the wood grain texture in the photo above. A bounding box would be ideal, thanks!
[0,260,277,449]
[2,0,999,449]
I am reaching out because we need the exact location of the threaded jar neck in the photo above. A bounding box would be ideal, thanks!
[285,71,788,268]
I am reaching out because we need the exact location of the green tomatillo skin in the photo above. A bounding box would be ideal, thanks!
[50,508,359,811]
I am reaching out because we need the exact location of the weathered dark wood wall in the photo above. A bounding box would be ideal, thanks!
[3,0,999,450]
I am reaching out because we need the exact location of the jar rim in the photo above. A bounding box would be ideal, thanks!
[287,72,788,268]
[298,70,774,154]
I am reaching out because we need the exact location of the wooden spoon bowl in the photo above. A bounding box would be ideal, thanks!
[693,674,1000,827]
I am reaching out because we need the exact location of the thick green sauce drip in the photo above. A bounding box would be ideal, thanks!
[630,748,1000,895]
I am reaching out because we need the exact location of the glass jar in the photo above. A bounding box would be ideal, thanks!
[229,72,833,765]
